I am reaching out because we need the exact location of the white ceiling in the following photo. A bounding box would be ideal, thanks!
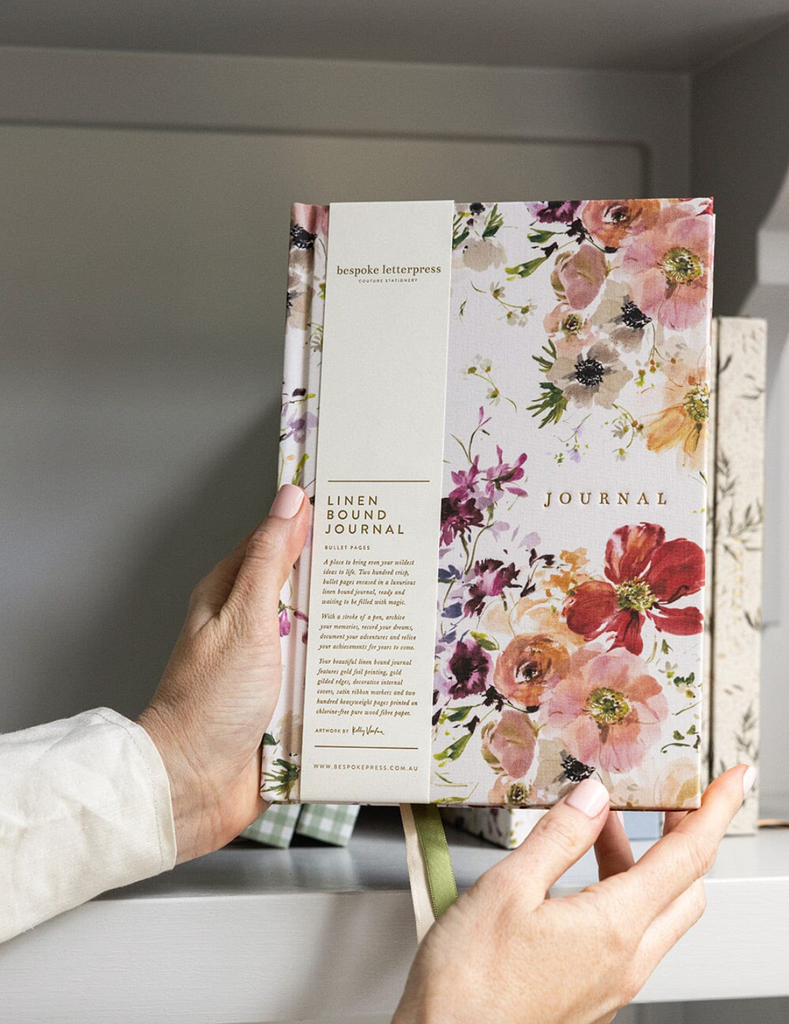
[1,0,788,72]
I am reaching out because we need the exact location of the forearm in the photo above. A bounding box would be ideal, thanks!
[0,485,308,945]
[0,708,177,943]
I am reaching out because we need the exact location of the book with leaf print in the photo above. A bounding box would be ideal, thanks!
[265,197,714,810]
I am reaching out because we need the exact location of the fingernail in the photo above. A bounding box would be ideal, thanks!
[742,765,757,797]
[565,778,610,818]
[270,484,305,520]
[615,810,625,825]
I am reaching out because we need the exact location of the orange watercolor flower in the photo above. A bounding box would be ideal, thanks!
[493,634,570,709]
[581,198,661,249]
[644,355,709,470]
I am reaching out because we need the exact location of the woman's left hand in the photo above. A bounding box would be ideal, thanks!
[138,483,310,863]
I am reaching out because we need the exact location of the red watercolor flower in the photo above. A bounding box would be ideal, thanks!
[563,523,704,656]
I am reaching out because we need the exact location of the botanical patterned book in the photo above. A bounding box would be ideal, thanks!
[265,198,715,810]
[707,317,765,833]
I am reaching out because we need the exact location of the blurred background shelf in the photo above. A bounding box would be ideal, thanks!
[1,807,788,1022]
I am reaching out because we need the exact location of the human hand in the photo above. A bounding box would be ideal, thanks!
[138,483,310,864]
[393,764,755,1024]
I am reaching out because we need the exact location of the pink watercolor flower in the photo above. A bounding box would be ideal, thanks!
[291,203,329,245]
[551,243,607,310]
[547,646,668,773]
[481,709,537,779]
[279,605,308,641]
[543,303,593,353]
[443,445,527,530]
[448,456,481,504]
[621,214,713,330]
[481,446,528,503]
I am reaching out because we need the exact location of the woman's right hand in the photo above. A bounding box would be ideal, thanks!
[393,764,754,1024]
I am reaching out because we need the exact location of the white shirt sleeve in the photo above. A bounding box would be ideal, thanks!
[0,708,177,944]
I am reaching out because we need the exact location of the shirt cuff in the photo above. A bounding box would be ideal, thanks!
[0,707,177,943]
[93,707,179,870]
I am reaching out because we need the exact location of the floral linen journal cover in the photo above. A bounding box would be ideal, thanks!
[266,198,714,810]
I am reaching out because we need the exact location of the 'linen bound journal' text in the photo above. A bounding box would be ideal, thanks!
[265,198,715,810]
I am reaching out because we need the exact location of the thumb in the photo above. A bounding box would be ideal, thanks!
[488,778,612,906]
[226,483,311,633]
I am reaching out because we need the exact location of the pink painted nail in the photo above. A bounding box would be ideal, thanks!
[269,484,305,520]
[742,766,757,797]
[565,778,610,819]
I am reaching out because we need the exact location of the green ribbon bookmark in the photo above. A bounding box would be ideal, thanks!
[410,804,458,920]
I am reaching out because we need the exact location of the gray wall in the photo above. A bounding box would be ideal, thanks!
[693,25,789,812]
[0,51,683,730]
[692,24,789,317]
[0,124,642,727]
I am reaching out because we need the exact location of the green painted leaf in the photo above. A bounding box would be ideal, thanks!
[446,706,472,722]
[262,733,277,746]
[527,229,557,244]
[434,733,472,762]
[470,630,498,651]
[527,382,568,428]
[291,452,309,486]
[533,340,558,373]
[482,203,504,239]
[505,254,549,279]
[452,223,470,249]
[262,758,300,799]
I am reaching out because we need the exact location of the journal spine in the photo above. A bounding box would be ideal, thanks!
[262,204,327,803]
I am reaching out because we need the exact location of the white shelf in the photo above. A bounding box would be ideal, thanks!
[0,808,788,1022]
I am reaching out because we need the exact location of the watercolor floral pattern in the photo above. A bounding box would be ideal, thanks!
[266,198,712,809]
[433,491,706,806]
[262,203,328,802]
[435,197,712,809]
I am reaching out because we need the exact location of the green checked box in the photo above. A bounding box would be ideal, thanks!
[295,804,360,847]
[241,803,301,849]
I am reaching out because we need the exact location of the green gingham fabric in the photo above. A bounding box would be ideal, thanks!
[296,804,360,847]
[241,802,301,849]
[241,803,361,848]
